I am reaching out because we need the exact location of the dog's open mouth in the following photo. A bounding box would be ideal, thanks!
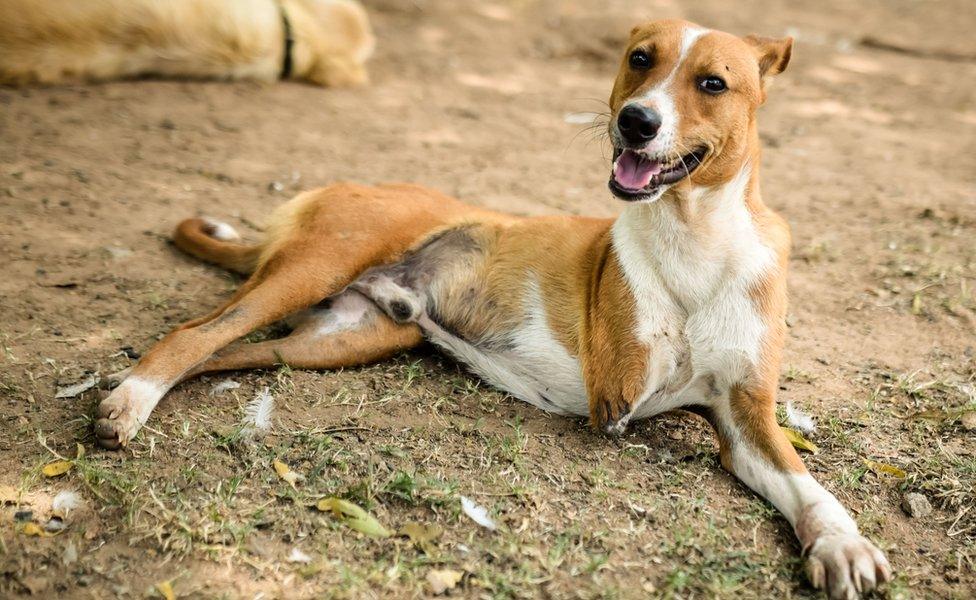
[609,147,707,200]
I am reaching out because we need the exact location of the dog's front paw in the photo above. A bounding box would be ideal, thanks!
[93,379,159,449]
[805,533,892,599]
[589,395,633,436]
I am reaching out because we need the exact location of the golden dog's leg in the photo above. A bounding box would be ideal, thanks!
[184,291,422,378]
[700,386,891,599]
[93,262,350,449]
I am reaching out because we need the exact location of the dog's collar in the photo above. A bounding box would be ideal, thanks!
[278,2,295,79]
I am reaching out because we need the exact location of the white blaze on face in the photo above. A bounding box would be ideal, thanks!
[626,26,709,156]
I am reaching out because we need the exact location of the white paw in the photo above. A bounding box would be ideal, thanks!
[806,533,892,599]
[94,391,144,449]
[93,377,163,449]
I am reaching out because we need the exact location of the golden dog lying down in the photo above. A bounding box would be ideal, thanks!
[0,0,374,86]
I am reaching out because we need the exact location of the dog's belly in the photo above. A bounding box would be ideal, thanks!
[416,309,590,417]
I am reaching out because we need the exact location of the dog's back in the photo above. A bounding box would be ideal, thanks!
[0,0,373,85]
[0,0,283,84]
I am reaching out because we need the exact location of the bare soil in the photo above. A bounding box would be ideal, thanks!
[1,1,974,598]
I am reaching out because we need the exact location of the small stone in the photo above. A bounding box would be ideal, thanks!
[961,411,976,432]
[901,492,932,518]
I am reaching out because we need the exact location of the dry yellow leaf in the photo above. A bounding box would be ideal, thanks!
[273,459,302,489]
[863,459,906,479]
[426,569,463,594]
[21,522,50,537]
[41,460,73,477]
[781,427,819,454]
[75,443,85,460]
[316,497,391,538]
[399,522,443,552]
[911,293,923,315]
[156,580,175,600]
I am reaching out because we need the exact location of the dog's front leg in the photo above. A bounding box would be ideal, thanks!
[702,385,891,599]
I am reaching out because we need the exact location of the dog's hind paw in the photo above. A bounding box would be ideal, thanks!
[805,533,892,599]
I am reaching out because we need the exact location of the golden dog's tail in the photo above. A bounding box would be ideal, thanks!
[172,218,261,275]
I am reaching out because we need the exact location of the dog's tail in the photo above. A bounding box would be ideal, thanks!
[172,218,261,275]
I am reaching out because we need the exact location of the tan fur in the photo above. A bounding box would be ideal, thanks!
[93,21,889,596]
[173,218,261,275]
[0,0,374,86]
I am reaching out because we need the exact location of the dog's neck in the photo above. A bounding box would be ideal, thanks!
[276,0,314,81]
[611,145,772,310]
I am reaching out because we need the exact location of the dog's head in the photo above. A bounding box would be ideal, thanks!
[607,20,792,202]
[301,0,376,87]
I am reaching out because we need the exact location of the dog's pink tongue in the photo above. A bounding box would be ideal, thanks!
[613,150,660,190]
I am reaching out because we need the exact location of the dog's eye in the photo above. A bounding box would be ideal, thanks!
[699,76,727,94]
[629,49,651,70]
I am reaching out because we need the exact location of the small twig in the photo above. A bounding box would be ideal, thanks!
[35,430,68,460]
[860,36,976,64]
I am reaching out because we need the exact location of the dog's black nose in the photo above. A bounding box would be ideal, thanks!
[617,104,662,145]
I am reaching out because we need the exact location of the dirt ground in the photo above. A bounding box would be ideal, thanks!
[1,0,974,598]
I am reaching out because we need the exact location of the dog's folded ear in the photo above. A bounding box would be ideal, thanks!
[743,35,794,80]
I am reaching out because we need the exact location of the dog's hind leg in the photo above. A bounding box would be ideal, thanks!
[93,264,328,448]
[182,290,422,378]
[94,185,482,449]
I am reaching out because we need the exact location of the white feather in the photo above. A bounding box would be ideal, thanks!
[52,490,83,515]
[210,379,240,396]
[461,496,496,530]
[786,400,816,434]
[287,547,311,563]
[242,388,274,435]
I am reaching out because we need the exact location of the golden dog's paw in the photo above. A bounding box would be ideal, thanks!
[589,395,633,436]
[806,533,892,599]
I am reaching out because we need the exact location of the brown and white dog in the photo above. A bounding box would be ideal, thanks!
[0,0,374,86]
[92,20,890,598]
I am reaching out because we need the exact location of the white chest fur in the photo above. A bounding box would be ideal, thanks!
[409,168,774,422]
[611,168,776,419]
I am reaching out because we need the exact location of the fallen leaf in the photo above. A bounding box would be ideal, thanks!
[399,522,443,552]
[427,569,463,594]
[21,522,51,537]
[156,580,175,600]
[75,443,85,460]
[863,459,906,479]
[55,374,99,399]
[781,427,819,454]
[315,497,391,538]
[461,496,497,530]
[41,460,73,477]
[273,459,303,489]
[907,408,952,422]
